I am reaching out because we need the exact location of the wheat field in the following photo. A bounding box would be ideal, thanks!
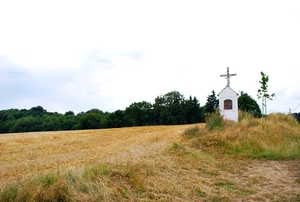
[1,121,300,201]
[0,124,194,189]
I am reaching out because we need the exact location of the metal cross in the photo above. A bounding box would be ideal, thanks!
[220,67,237,87]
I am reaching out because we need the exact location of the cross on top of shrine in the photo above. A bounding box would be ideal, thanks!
[220,67,237,87]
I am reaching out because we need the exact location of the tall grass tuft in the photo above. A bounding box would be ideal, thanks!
[183,125,201,138]
[188,112,300,160]
[205,111,225,130]
[0,163,147,202]
[0,186,18,202]
[0,173,70,202]
[83,164,111,180]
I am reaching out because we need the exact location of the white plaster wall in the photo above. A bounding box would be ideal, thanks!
[218,87,238,122]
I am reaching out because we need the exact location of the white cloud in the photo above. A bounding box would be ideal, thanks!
[0,0,299,113]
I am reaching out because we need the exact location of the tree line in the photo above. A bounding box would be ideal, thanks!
[0,90,298,134]
[0,91,203,133]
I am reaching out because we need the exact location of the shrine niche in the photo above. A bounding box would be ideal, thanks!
[224,99,233,110]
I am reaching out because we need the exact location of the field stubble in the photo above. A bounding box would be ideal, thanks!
[0,122,300,201]
[0,125,190,188]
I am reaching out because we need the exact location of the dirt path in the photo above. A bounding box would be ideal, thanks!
[238,160,300,201]
[216,159,300,201]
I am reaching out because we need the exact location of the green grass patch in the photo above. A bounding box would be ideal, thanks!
[236,189,253,197]
[169,142,187,154]
[0,186,18,202]
[83,164,111,180]
[206,111,225,130]
[183,125,201,138]
[214,179,234,189]
[37,173,59,187]
[211,196,230,202]
[170,142,183,150]
[196,188,206,197]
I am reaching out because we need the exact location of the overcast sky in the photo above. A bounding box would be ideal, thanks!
[0,0,300,114]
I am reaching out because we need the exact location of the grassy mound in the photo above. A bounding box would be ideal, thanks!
[184,112,300,159]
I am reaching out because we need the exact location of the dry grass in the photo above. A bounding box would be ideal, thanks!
[191,112,300,159]
[0,125,192,188]
[1,116,300,201]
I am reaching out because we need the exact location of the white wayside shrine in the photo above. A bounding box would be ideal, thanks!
[218,67,239,122]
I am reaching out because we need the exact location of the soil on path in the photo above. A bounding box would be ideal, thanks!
[238,160,300,201]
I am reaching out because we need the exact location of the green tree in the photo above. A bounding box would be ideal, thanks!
[41,113,65,131]
[11,116,41,132]
[185,96,205,123]
[204,90,219,114]
[41,114,55,131]
[0,110,19,133]
[125,101,154,126]
[64,111,75,116]
[257,71,275,116]
[293,113,300,123]
[79,112,103,129]
[63,112,77,130]
[238,91,262,117]
[153,91,186,125]
[86,109,105,115]
[30,106,46,117]
[105,110,129,128]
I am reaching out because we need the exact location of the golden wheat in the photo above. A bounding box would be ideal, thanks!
[0,125,195,188]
